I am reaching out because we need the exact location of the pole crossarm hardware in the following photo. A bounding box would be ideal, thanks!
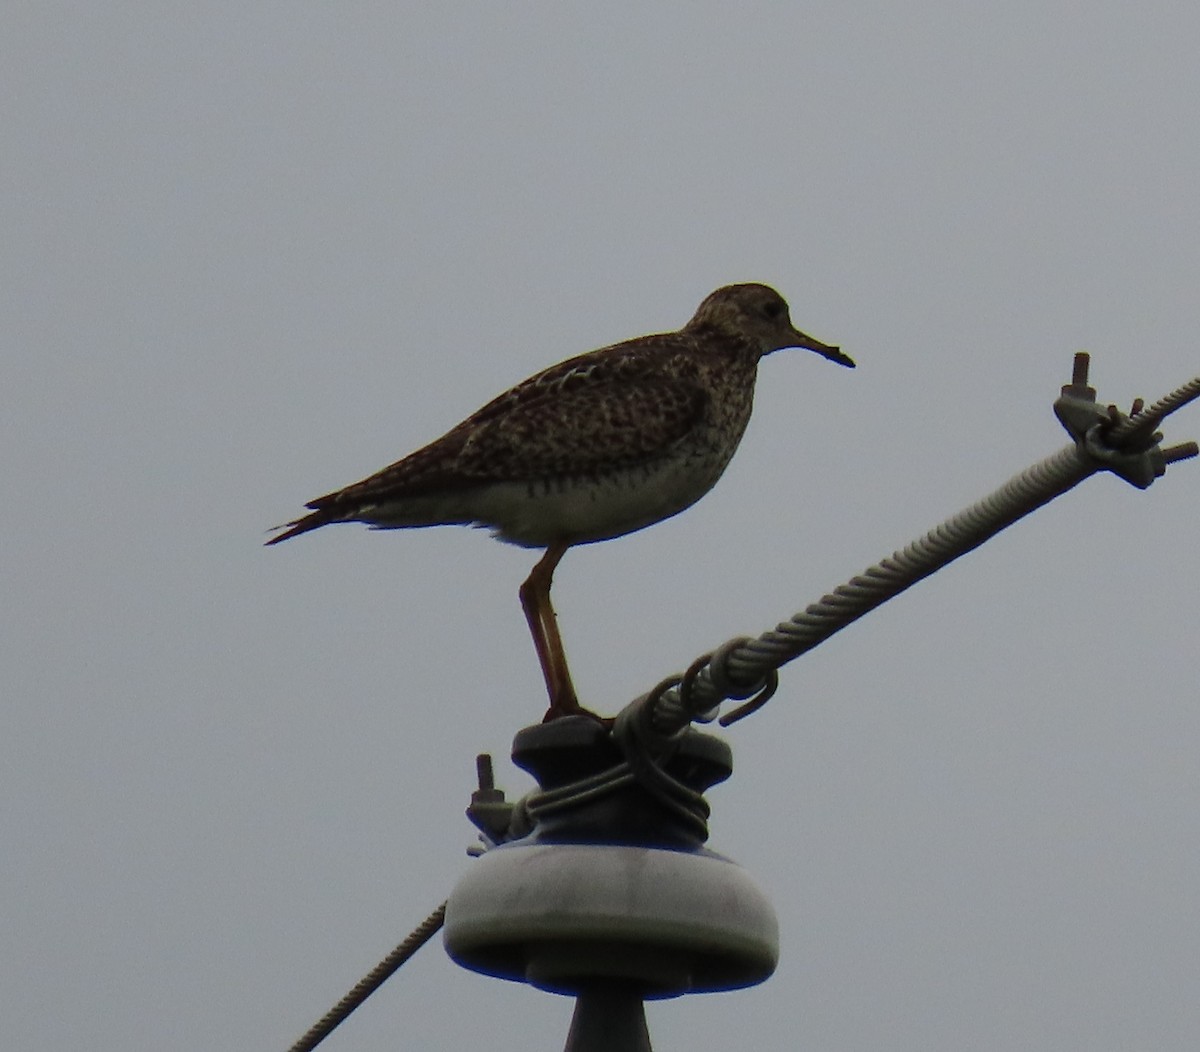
[643,354,1200,735]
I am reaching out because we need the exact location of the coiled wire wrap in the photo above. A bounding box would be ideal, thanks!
[523,682,714,844]
[650,367,1200,735]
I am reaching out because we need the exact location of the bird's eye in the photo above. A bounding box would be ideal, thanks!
[761,300,784,319]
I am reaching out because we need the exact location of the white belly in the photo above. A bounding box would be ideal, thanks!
[475,453,727,547]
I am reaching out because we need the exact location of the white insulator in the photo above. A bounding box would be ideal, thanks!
[444,841,778,997]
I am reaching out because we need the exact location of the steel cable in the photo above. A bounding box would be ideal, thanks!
[286,902,447,1052]
[651,367,1200,733]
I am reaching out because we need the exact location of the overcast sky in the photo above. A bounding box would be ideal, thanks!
[4,3,1199,1050]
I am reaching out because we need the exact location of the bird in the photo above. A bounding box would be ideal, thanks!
[267,283,853,722]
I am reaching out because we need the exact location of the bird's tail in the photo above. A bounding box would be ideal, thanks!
[264,509,336,545]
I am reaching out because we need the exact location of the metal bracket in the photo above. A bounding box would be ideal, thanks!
[1053,352,1196,489]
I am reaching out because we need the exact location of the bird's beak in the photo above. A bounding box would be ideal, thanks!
[790,327,855,368]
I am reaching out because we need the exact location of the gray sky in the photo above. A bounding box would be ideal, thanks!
[4,3,1198,1050]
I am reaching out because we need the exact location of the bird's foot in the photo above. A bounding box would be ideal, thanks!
[542,701,614,730]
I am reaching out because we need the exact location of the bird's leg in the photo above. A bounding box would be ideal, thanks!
[519,542,591,722]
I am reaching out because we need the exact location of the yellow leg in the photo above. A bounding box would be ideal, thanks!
[519,542,583,719]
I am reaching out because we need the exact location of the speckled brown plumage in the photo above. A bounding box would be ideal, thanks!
[268,283,852,720]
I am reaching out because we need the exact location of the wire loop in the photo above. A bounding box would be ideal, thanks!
[717,671,780,727]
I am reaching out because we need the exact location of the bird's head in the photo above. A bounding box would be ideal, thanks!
[687,283,854,367]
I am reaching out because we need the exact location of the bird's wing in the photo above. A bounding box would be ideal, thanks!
[293,336,708,515]
[452,373,709,481]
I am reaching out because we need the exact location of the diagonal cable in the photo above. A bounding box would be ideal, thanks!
[286,902,447,1052]
[649,361,1200,733]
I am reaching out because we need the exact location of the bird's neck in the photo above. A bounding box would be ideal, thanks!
[685,324,764,365]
